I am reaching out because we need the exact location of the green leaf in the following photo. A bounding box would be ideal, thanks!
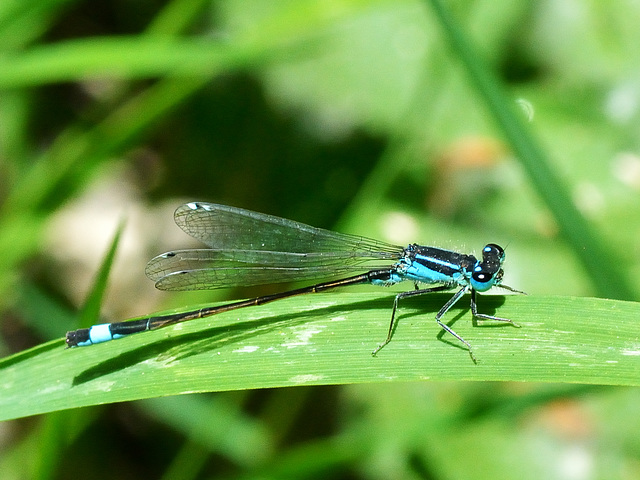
[1,292,639,420]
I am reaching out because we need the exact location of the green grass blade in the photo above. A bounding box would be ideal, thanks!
[426,0,635,300]
[78,219,125,328]
[21,221,125,478]
[1,293,639,421]
[0,38,235,88]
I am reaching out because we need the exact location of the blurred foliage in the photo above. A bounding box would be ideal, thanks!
[1,0,640,479]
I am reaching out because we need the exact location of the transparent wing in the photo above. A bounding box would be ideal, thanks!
[146,202,405,291]
[173,202,402,254]
[146,249,398,290]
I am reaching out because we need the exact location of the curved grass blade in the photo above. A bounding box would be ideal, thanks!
[1,293,639,421]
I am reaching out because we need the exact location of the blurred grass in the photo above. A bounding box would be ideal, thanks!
[429,0,634,300]
[2,0,640,479]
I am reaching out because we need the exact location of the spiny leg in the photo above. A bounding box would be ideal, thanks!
[470,289,520,327]
[433,286,478,362]
[371,285,452,356]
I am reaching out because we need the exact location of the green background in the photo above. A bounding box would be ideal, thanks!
[1,0,640,479]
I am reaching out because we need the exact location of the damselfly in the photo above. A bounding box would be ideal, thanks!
[66,202,523,360]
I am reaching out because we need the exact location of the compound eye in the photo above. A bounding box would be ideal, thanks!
[471,265,504,291]
[483,244,504,259]
[472,270,490,283]
[470,267,496,292]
